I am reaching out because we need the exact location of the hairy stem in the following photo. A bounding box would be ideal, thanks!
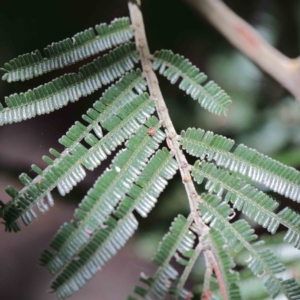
[128,1,204,226]
[128,1,228,296]
[184,0,300,102]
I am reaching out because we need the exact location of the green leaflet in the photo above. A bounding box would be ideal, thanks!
[278,208,300,249]
[128,148,179,218]
[92,69,147,125]
[1,17,133,82]
[181,128,300,202]
[152,50,232,115]
[0,8,298,300]
[0,43,139,125]
[46,148,178,299]
[169,242,202,300]
[128,215,195,300]
[3,92,155,231]
[7,68,144,203]
[40,117,165,275]
[199,193,300,299]
[192,161,300,249]
[57,69,147,195]
[209,230,242,300]
[51,201,139,299]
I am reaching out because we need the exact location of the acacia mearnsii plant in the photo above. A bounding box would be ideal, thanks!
[1,1,300,299]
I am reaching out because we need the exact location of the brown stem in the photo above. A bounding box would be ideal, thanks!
[185,0,300,102]
[202,251,213,300]
[128,1,207,230]
[128,1,229,297]
[206,249,229,300]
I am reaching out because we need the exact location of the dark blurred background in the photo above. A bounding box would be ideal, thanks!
[0,0,300,299]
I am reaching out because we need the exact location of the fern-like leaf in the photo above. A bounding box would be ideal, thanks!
[129,148,179,218]
[152,50,232,115]
[169,242,202,300]
[0,43,139,125]
[1,17,133,82]
[192,161,300,249]
[199,193,300,299]
[3,91,155,231]
[40,117,165,274]
[181,128,300,202]
[46,148,178,298]
[129,215,195,300]
[208,230,242,300]
[51,201,139,299]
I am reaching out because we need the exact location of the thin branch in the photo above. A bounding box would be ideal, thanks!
[202,251,213,300]
[171,241,203,299]
[184,0,300,102]
[128,1,206,231]
[205,249,229,300]
[128,2,229,295]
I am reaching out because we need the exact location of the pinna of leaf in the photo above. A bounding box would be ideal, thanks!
[0,2,300,300]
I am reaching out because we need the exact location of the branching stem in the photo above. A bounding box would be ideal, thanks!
[128,1,228,296]
[185,0,300,102]
[128,1,206,231]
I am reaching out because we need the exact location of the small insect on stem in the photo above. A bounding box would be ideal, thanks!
[183,174,191,183]
[147,127,156,136]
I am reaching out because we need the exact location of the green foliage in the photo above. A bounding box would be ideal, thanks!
[1,6,300,300]
[152,50,232,115]
[198,193,300,299]
[169,242,202,299]
[0,43,139,125]
[181,128,300,202]
[1,17,133,82]
[209,230,242,300]
[3,83,154,231]
[128,147,179,218]
[192,161,300,249]
[51,205,139,299]
[128,215,195,300]
[46,148,178,299]
[40,117,165,275]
